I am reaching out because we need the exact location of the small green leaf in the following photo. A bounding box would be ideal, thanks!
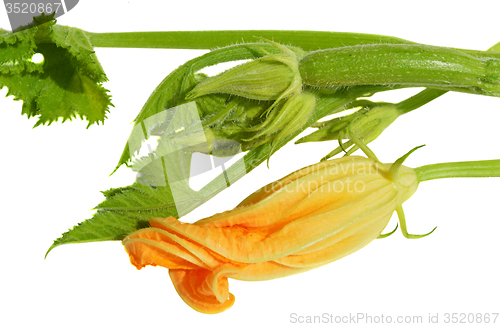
[47,182,179,256]
[47,143,197,255]
[0,15,111,126]
[46,210,148,257]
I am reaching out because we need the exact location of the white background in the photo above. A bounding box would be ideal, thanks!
[1,1,499,326]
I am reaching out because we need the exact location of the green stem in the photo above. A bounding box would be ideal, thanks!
[396,88,448,114]
[415,160,500,182]
[87,30,414,51]
[87,30,500,60]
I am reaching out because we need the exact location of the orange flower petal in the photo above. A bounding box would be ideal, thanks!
[123,155,420,313]
[169,269,236,314]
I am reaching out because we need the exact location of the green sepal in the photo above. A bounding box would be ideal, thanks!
[185,41,303,102]
[389,145,425,181]
[377,223,398,239]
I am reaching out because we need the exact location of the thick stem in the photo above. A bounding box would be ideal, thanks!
[415,160,500,182]
[299,44,500,97]
[395,43,499,115]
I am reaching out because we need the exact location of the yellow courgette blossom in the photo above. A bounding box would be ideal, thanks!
[122,155,419,314]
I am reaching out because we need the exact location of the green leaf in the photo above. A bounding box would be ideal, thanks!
[45,211,147,257]
[0,15,111,126]
[0,25,40,74]
[47,181,180,256]
[47,124,202,255]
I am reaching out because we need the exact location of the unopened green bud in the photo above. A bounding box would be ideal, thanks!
[349,104,400,143]
[245,92,316,159]
[296,101,401,160]
[298,102,400,145]
[271,92,316,147]
[185,41,302,102]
